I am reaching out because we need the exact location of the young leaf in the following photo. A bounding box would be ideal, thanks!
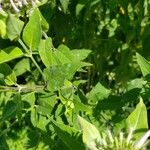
[136,53,150,76]
[126,98,148,139]
[0,47,23,64]
[6,13,24,41]
[23,9,42,51]
[78,116,100,150]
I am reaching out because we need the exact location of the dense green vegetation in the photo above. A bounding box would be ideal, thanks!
[1,0,150,149]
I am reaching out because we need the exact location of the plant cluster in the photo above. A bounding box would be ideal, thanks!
[0,0,150,150]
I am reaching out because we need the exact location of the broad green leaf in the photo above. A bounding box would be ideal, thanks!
[78,116,100,150]
[52,120,85,150]
[6,13,24,40]
[38,37,57,67]
[0,63,16,85]
[23,9,42,51]
[74,96,92,114]
[13,58,30,76]
[0,20,6,39]
[0,47,23,64]
[60,0,70,13]
[136,53,150,76]
[86,82,111,103]
[44,63,80,91]
[126,99,148,139]
[57,44,74,61]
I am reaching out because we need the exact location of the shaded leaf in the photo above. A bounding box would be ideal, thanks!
[13,58,30,76]
[0,63,16,85]
[52,120,85,150]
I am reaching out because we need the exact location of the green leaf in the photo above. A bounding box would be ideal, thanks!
[52,120,85,150]
[126,98,148,139]
[72,49,91,61]
[60,0,70,13]
[38,37,56,67]
[22,92,35,106]
[0,20,6,39]
[0,136,9,150]
[76,3,86,16]
[86,82,111,103]
[6,13,24,40]
[23,9,42,51]
[136,53,150,76]
[31,107,38,127]
[0,47,23,64]
[38,9,49,31]
[0,63,16,85]
[2,100,17,120]
[44,63,80,91]
[78,116,100,150]
[13,58,30,76]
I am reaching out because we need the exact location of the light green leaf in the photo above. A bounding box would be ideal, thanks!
[60,0,70,13]
[23,9,42,51]
[13,58,30,76]
[72,49,91,61]
[6,13,24,40]
[136,53,150,76]
[38,37,57,67]
[126,98,148,139]
[0,47,23,64]
[0,63,17,85]
[0,20,6,39]
[78,116,100,150]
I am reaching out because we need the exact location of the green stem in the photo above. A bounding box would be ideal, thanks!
[18,38,46,82]
[30,55,46,81]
